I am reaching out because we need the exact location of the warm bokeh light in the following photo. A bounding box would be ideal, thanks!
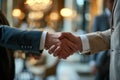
[25,0,51,6]
[28,11,44,20]
[29,4,49,11]
[12,9,25,20]
[12,9,21,17]
[19,12,25,20]
[25,0,52,10]
[60,8,73,18]
[49,12,59,21]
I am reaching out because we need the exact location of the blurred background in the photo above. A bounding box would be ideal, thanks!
[0,0,107,80]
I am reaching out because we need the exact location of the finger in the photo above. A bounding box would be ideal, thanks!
[59,51,71,59]
[53,46,61,57]
[57,41,77,59]
[59,32,69,40]
[59,32,72,40]
[53,38,78,58]
[58,47,72,59]
[59,33,65,40]
[67,42,78,53]
[54,43,70,58]
[61,39,78,53]
[55,39,76,58]
[48,45,56,54]
[68,40,78,51]
[53,45,70,59]
[55,47,69,59]
[58,51,68,59]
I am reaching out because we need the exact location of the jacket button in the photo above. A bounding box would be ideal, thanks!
[111,50,114,52]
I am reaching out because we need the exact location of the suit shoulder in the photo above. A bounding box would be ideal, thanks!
[95,14,106,19]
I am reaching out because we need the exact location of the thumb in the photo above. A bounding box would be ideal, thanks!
[59,32,72,40]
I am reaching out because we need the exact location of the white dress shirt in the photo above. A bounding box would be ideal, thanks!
[79,35,90,53]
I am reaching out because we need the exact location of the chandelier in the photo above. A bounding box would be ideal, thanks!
[25,0,52,11]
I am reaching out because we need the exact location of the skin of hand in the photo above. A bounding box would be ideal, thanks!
[45,32,61,50]
[48,38,79,59]
[45,32,79,59]
[59,32,83,52]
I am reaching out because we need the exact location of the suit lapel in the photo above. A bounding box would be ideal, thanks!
[111,0,117,32]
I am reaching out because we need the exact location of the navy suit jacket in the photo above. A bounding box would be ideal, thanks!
[92,12,110,32]
[0,11,44,80]
[0,25,43,80]
[0,25,43,53]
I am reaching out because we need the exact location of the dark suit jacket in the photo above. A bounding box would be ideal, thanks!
[0,25,43,52]
[92,11,110,32]
[0,11,43,80]
[0,11,15,80]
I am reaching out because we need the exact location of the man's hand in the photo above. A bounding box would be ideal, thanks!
[59,32,83,52]
[45,32,61,50]
[48,38,79,59]
[45,32,80,59]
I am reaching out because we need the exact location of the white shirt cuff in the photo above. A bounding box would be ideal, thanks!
[40,31,47,50]
[79,35,90,54]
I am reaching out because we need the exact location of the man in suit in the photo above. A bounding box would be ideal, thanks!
[49,0,120,80]
[90,0,113,80]
[0,11,79,80]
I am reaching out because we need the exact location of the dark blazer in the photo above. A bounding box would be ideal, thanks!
[0,11,15,80]
[0,25,43,52]
[0,11,43,80]
[92,11,110,32]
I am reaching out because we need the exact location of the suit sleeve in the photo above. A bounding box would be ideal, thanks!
[86,29,111,54]
[0,25,43,53]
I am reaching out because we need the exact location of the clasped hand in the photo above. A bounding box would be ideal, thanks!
[45,32,82,59]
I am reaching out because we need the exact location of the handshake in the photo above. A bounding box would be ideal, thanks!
[45,32,83,59]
